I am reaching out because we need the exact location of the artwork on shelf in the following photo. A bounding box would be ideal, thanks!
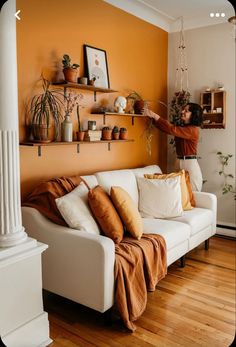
[84,44,110,89]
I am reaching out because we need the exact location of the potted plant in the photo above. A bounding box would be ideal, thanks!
[112,126,120,140]
[126,91,144,114]
[76,104,85,141]
[119,127,128,140]
[28,77,64,142]
[102,126,112,140]
[62,54,80,83]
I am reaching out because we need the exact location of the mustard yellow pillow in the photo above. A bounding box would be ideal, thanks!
[110,186,143,240]
[144,170,193,211]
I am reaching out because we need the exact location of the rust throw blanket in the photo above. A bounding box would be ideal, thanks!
[114,233,167,332]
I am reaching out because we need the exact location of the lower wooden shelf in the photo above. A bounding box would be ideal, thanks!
[20,139,134,157]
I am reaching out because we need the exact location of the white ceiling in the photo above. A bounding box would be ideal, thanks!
[103,0,235,32]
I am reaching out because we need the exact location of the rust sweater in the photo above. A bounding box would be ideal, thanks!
[155,117,199,157]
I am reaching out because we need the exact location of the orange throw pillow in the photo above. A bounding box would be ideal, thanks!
[144,170,195,210]
[88,185,124,244]
[110,186,143,240]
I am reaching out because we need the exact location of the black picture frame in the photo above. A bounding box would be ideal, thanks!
[84,44,110,89]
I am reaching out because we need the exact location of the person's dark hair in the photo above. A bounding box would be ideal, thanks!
[187,103,203,126]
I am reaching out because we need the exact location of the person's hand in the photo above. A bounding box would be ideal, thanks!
[142,108,160,121]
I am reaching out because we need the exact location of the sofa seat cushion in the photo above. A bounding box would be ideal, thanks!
[170,207,213,236]
[142,218,191,251]
[95,169,139,206]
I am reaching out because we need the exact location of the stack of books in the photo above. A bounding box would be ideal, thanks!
[84,130,102,141]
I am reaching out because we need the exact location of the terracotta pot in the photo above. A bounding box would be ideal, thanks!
[102,129,112,140]
[77,131,85,141]
[31,124,51,143]
[112,132,120,140]
[134,100,145,114]
[63,67,78,83]
[119,131,128,140]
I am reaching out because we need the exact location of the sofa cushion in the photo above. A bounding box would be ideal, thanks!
[171,207,214,236]
[88,185,124,244]
[95,169,139,206]
[132,165,162,177]
[142,218,191,251]
[81,175,98,189]
[55,182,100,235]
[144,170,193,211]
[110,186,143,240]
[137,176,183,218]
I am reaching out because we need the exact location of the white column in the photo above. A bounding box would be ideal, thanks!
[0,0,27,247]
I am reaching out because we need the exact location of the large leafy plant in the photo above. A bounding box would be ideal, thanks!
[170,90,191,125]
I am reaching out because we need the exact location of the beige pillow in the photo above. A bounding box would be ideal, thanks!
[88,186,124,244]
[137,176,183,219]
[110,186,143,240]
[144,170,193,211]
[55,182,100,234]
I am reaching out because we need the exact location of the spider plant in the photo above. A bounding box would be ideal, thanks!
[28,78,64,142]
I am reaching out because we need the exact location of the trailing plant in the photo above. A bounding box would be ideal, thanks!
[217,151,236,200]
[170,90,191,125]
[62,54,80,69]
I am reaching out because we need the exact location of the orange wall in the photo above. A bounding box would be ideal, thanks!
[17,0,168,200]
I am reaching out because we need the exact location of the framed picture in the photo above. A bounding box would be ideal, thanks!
[84,45,110,89]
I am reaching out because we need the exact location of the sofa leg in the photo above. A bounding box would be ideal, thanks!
[103,308,113,326]
[180,255,186,268]
[205,239,210,250]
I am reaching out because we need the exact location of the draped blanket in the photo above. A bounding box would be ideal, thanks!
[114,234,167,332]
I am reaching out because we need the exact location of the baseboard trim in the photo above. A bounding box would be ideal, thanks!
[217,224,236,231]
[215,234,236,241]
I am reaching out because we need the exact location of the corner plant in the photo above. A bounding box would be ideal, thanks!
[28,77,64,141]
[217,151,236,200]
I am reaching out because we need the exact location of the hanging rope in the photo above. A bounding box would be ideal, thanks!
[174,17,189,92]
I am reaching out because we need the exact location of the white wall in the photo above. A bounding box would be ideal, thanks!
[168,23,235,226]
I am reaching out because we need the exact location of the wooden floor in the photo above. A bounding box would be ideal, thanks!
[45,236,235,347]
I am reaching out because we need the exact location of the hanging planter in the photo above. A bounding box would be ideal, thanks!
[170,90,191,125]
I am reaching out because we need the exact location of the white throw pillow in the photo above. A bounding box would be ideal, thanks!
[137,176,183,218]
[55,182,100,234]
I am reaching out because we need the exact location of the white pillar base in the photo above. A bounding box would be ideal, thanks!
[0,238,52,347]
[0,228,27,248]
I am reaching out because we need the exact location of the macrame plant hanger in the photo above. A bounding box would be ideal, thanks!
[175,17,189,92]
[170,17,190,125]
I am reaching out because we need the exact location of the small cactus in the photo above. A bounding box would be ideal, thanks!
[120,127,127,132]
[112,126,119,133]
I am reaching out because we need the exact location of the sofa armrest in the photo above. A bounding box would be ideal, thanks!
[21,207,115,313]
[193,191,217,234]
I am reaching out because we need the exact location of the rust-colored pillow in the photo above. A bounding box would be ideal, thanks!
[110,186,143,240]
[144,170,195,209]
[88,185,124,243]
[23,175,82,226]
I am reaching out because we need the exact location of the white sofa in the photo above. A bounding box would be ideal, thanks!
[21,165,217,314]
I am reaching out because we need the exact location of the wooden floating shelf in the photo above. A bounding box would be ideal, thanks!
[91,112,146,125]
[20,139,134,156]
[51,82,117,101]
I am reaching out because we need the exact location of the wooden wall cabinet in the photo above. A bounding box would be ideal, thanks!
[200,90,226,129]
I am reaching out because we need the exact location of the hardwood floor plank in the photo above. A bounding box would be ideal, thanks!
[46,237,235,347]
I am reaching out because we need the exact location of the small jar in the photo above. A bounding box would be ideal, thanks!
[88,121,96,130]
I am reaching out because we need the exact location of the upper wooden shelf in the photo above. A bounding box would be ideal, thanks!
[91,112,146,125]
[51,82,117,101]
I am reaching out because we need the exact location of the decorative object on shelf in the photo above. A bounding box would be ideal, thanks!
[84,130,102,142]
[217,151,236,200]
[76,103,85,141]
[62,90,83,142]
[114,96,127,114]
[78,77,88,85]
[62,54,80,83]
[126,91,144,114]
[88,76,96,86]
[119,127,128,140]
[61,114,73,142]
[27,77,64,142]
[102,126,112,140]
[112,126,120,140]
[88,120,96,130]
[170,17,191,126]
[84,44,110,89]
